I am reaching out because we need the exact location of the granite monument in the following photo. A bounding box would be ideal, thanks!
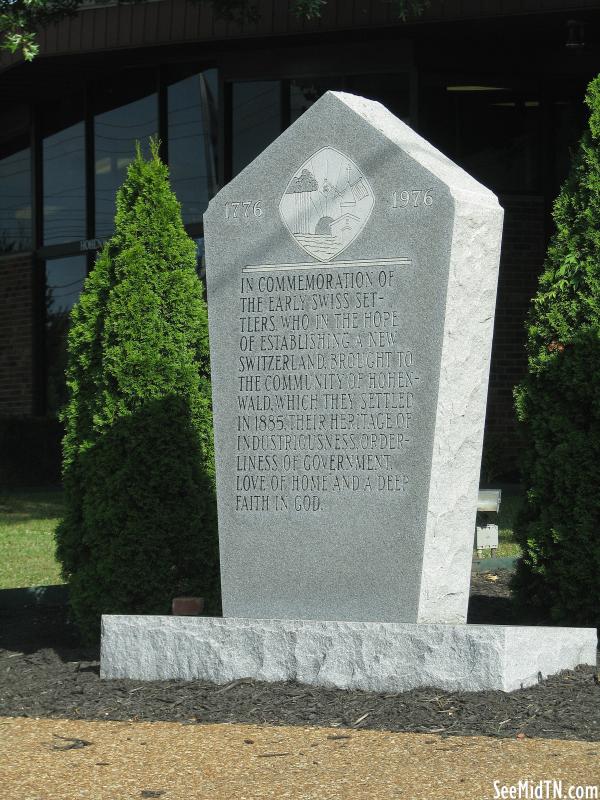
[101,92,597,691]
[206,91,502,625]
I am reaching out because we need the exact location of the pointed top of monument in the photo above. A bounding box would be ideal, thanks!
[313,91,500,207]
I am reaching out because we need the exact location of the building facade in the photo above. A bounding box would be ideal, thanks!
[1,0,599,480]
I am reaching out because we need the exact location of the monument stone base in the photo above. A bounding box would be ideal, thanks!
[101,615,597,693]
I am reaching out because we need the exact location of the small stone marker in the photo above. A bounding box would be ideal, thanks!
[101,92,597,692]
[204,91,503,625]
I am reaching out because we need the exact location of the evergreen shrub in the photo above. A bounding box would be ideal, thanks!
[512,75,600,626]
[56,142,219,642]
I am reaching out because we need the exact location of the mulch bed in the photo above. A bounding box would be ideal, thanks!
[1,569,598,741]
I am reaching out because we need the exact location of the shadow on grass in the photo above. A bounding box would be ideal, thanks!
[0,604,97,660]
[0,488,65,522]
[467,568,515,626]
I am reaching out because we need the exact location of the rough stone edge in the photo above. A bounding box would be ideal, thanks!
[417,196,504,624]
[322,92,504,624]
[502,626,598,692]
[100,616,596,694]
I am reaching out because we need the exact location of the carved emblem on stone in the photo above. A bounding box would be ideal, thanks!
[279,147,375,262]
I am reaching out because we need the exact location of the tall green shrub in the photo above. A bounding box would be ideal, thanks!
[56,142,219,642]
[513,76,600,626]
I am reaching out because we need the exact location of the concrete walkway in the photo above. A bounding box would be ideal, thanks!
[1,716,598,799]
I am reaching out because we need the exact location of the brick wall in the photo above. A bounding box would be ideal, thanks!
[484,195,547,475]
[0,252,35,416]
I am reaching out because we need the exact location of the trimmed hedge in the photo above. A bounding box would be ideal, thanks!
[512,76,600,627]
[55,142,219,642]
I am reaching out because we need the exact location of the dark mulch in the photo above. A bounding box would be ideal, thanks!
[1,569,598,741]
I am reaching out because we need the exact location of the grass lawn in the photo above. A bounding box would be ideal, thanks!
[497,491,523,557]
[0,488,65,589]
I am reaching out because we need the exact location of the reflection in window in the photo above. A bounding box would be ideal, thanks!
[0,146,31,253]
[419,83,541,194]
[552,98,586,193]
[347,74,410,123]
[289,74,409,125]
[456,94,541,193]
[168,70,218,226]
[95,94,157,238]
[194,236,206,283]
[45,255,87,415]
[290,77,344,123]
[43,122,86,245]
[232,82,281,176]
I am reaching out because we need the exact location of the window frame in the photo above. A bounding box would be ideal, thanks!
[33,62,219,415]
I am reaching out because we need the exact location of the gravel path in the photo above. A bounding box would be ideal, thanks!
[1,570,598,741]
[3,717,599,800]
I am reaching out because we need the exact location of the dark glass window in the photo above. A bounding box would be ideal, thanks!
[347,74,410,123]
[45,255,87,416]
[194,236,206,284]
[290,77,345,123]
[95,85,158,239]
[168,69,218,226]
[419,81,542,194]
[289,74,409,124]
[0,145,31,254]
[230,74,411,181]
[552,94,587,194]
[455,93,541,193]
[232,81,281,176]
[43,122,86,245]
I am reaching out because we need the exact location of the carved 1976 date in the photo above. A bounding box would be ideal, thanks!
[392,190,433,208]
[225,200,263,220]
